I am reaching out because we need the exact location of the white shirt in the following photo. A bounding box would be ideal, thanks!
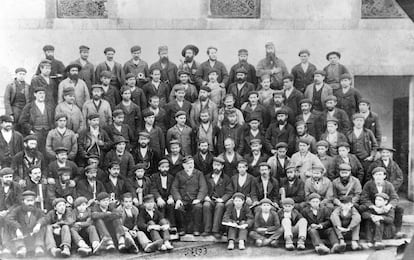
[261,178,269,198]
[353,128,363,138]
[303,113,310,122]
[262,212,270,222]
[35,101,45,113]
[109,176,118,187]
[238,174,247,187]
[152,81,160,89]
[160,175,168,189]
[1,130,12,143]
[382,159,389,167]
[146,209,154,218]
[301,62,309,72]
[106,60,115,70]
[285,88,292,99]
[212,173,221,185]
[236,208,241,218]
[140,147,148,158]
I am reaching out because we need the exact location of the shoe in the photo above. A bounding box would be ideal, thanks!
[263,238,272,246]
[270,240,278,248]
[118,240,127,252]
[92,239,104,254]
[255,239,263,247]
[105,240,116,252]
[285,236,294,251]
[351,241,361,251]
[213,232,222,239]
[35,246,45,257]
[227,240,235,250]
[374,242,385,250]
[50,247,62,257]
[338,239,347,252]
[178,230,186,236]
[160,244,167,251]
[78,246,92,257]
[164,241,174,250]
[331,243,342,254]
[201,231,210,237]
[144,239,164,253]
[367,242,374,248]
[16,247,27,258]
[297,237,306,250]
[2,248,12,256]
[316,244,330,255]
[238,240,245,250]
[61,246,71,257]
[193,231,200,236]
[395,231,406,239]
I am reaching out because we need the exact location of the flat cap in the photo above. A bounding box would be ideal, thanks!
[96,192,110,201]
[247,116,261,123]
[208,68,219,75]
[281,198,295,205]
[352,113,365,121]
[178,70,190,77]
[378,146,396,153]
[54,146,68,154]
[316,140,329,148]
[34,86,46,93]
[55,113,67,121]
[235,67,248,75]
[295,120,306,127]
[130,45,141,53]
[339,196,353,203]
[183,155,194,163]
[169,139,180,146]
[112,109,124,117]
[142,109,155,118]
[125,73,136,80]
[100,70,112,78]
[79,45,90,51]
[275,108,289,116]
[24,135,37,142]
[372,167,386,175]
[326,51,341,60]
[200,85,212,92]
[15,67,27,74]
[238,49,248,55]
[132,163,147,171]
[206,46,218,53]
[158,159,170,166]
[286,163,297,171]
[275,142,288,149]
[84,164,98,173]
[22,190,37,197]
[43,45,55,51]
[0,115,13,123]
[143,194,155,202]
[113,136,127,145]
[0,167,14,177]
[138,131,150,139]
[91,84,103,91]
[174,85,186,92]
[313,70,326,77]
[337,142,350,148]
[248,91,259,97]
[250,138,262,145]
[258,198,274,206]
[74,196,88,207]
[39,59,52,66]
[62,86,75,96]
[87,113,100,120]
[258,162,270,169]
[282,74,294,81]
[298,49,310,56]
[326,117,339,124]
[104,47,115,54]
[299,99,313,105]
[265,42,275,48]
[325,95,337,102]
[312,165,325,172]
[308,193,321,201]
[340,73,352,81]
[338,163,352,171]
[298,137,311,145]
[358,98,370,105]
[212,157,225,164]
[52,198,67,207]
[57,166,71,174]
[175,110,187,118]
[158,45,168,53]
[107,161,120,169]
[375,192,389,201]
[182,44,199,57]
[232,192,245,200]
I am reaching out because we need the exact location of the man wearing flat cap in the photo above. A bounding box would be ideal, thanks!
[140,109,165,155]
[320,95,351,135]
[104,136,134,179]
[115,85,143,134]
[279,163,306,206]
[257,42,289,90]
[0,168,22,213]
[267,142,291,181]
[166,110,194,156]
[30,59,59,108]
[265,108,296,156]
[58,63,90,109]
[103,161,135,203]
[367,146,403,192]
[169,70,198,103]
[82,84,112,127]
[76,164,106,202]
[70,45,95,90]
[142,67,170,108]
[228,49,257,87]
[335,73,362,119]
[266,90,295,126]
[165,85,192,129]
[132,131,160,176]
[283,74,304,117]
[4,67,30,126]
[35,45,65,86]
[0,115,24,167]
[55,86,86,133]
[358,98,382,145]
[243,91,271,129]
[95,47,125,91]
[291,49,317,93]
[45,114,77,161]
[331,163,362,207]
[332,142,364,182]
[195,46,229,89]
[228,67,256,109]
[304,70,333,114]
[295,120,317,154]
[304,164,334,209]
[46,146,79,184]
[179,44,200,87]
[103,109,134,147]
[296,98,323,139]
[290,138,324,181]
[123,45,150,88]
[245,139,269,178]
[149,45,178,90]
[237,116,269,155]
[314,140,335,180]
[319,117,348,157]
[323,51,350,91]
[98,70,121,110]
[190,86,219,128]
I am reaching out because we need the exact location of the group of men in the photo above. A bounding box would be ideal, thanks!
[0,42,405,257]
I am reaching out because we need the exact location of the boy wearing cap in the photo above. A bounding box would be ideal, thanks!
[304,70,333,113]
[321,96,351,134]
[279,164,306,207]
[332,164,362,207]
[103,161,134,205]
[142,68,169,108]
[150,159,176,227]
[115,85,143,133]
[45,114,78,161]
[129,163,152,206]
[302,193,340,255]
[141,109,165,156]
[0,115,23,166]
[245,139,270,177]
[228,160,258,207]
[319,118,348,157]
[76,165,106,203]
[323,51,350,91]
[138,194,173,251]
[82,85,112,127]
[228,49,257,87]
[171,156,207,236]
[47,167,77,207]
[295,121,317,153]
[42,198,73,257]
[7,190,46,257]
[149,46,178,90]
[330,196,361,251]
[195,47,229,90]
[70,45,95,90]
[170,70,198,103]
[132,131,160,175]
[333,142,364,182]
[291,49,317,93]
[335,73,362,119]
[95,47,125,90]
[265,108,296,156]
[58,63,90,109]
[315,140,335,180]
[222,192,254,250]
[55,87,85,133]
[242,91,270,129]
[104,136,134,178]
[71,196,101,256]
[290,138,324,181]
[30,59,59,107]
[166,111,194,156]
[202,156,232,237]
[91,192,127,252]
[228,67,255,109]
[277,198,307,250]
[123,45,150,88]
[4,68,30,125]
[249,198,283,247]
[358,99,382,145]
[304,165,334,209]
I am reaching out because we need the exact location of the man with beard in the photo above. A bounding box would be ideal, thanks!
[253,162,280,206]
[45,114,78,162]
[179,44,200,87]
[295,121,316,154]
[30,59,58,108]
[332,164,362,207]
[142,68,170,108]
[279,164,305,208]
[132,132,159,176]
[333,142,364,182]
[58,64,90,109]
[123,45,150,89]
[55,87,85,133]
[140,110,165,156]
[202,157,232,238]
[6,190,46,258]
[95,47,125,90]
[171,156,207,236]
[150,159,176,227]
[267,142,290,182]
[0,168,22,213]
[147,95,167,133]
[100,70,121,110]
[47,147,80,184]
[104,109,134,149]
[296,99,322,140]
[335,73,362,119]
[319,118,348,157]
[35,45,65,86]
[104,136,135,179]
[82,85,112,127]
[256,42,288,90]
[70,45,95,91]
[194,139,214,175]
[194,110,220,154]
[228,49,257,87]
[217,109,243,154]
[218,138,244,178]
[77,113,112,166]
[242,91,270,129]
[24,165,50,211]
[265,108,296,156]
[266,91,295,126]
[304,70,333,114]
[315,141,335,181]
[283,74,304,117]
[190,86,219,128]
[0,115,23,167]
[323,51,350,91]
[304,166,334,209]
[228,67,255,109]
[4,68,30,127]
[47,168,76,209]
[165,140,184,177]
[290,138,324,181]
[218,94,245,127]
[195,47,229,89]
[103,161,134,203]
[291,49,317,93]
[76,165,106,203]
[358,99,382,146]
[150,46,178,90]
[321,95,351,134]
[238,117,269,156]
[170,70,198,103]
[11,135,46,186]
[245,139,269,178]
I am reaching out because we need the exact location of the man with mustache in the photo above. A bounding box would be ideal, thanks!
[228,67,255,109]
[296,99,322,140]
[76,165,106,204]
[70,45,95,91]
[228,49,257,87]
[95,47,125,91]
[0,168,22,220]
[57,64,90,109]
[150,46,178,90]
[35,45,65,86]
[82,85,113,128]
[304,70,333,114]
[132,132,160,176]
[256,42,288,90]
[0,115,23,167]
[321,95,351,134]
[123,45,150,89]
[24,165,50,210]
[169,70,198,103]
[190,86,219,128]
[279,164,305,208]
[266,90,295,126]
[291,49,317,93]
[6,190,46,257]
[30,59,58,108]
[331,164,362,208]
[265,108,296,157]
[195,46,229,89]
[179,44,200,87]
[4,68,30,127]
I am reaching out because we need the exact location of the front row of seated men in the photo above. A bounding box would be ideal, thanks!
[0,153,405,257]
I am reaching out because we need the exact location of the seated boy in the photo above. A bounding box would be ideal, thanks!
[277,198,307,250]
[249,198,283,247]
[47,167,76,208]
[138,194,173,251]
[330,196,361,252]
[222,192,254,250]
[362,192,395,250]
[71,196,101,256]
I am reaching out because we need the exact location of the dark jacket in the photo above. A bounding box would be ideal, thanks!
[4,80,30,115]
[296,112,323,140]
[7,205,45,233]
[30,75,58,106]
[360,180,399,209]
[265,123,296,155]
[103,177,134,201]
[222,203,254,227]
[333,154,364,182]
[367,159,403,192]
[194,152,214,175]
[164,100,192,129]
[114,102,142,134]
[0,181,22,211]
[77,127,112,164]
[362,111,382,146]
[254,177,280,202]
[132,147,160,176]
[227,82,256,109]
[95,61,125,89]
[320,108,351,134]
[346,128,378,160]
[334,87,362,119]
[139,126,165,156]
[284,88,304,117]
[128,176,152,199]
[196,60,229,87]
[91,203,122,221]
[142,82,170,108]
[137,208,165,232]
[228,62,257,87]
[150,172,174,200]
[205,172,233,202]
[245,153,270,178]
[302,206,333,228]
[279,177,305,203]
[253,210,281,232]
[171,169,207,202]
[165,154,184,177]
[104,150,135,179]
[291,62,317,93]
[40,208,74,226]
[277,208,304,225]
[229,173,258,202]
[0,130,24,166]
[149,61,178,89]
[71,59,95,89]
[76,179,106,200]
[19,101,54,135]
[11,150,46,182]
